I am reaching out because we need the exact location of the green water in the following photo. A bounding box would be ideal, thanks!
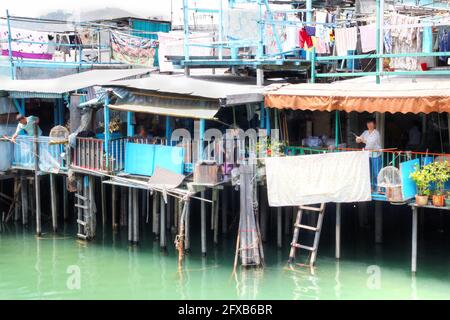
[1,222,450,300]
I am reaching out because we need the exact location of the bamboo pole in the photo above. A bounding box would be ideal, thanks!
[50,173,58,232]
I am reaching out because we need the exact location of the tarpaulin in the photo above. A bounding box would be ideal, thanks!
[110,31,157,66]
[265,151,371,206]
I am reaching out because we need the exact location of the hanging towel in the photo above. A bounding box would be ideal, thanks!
[0,26,53,60]
[422,26,433,53]
[265,151,372,206]
[359,24,377,52]
[282,26,298,53]
[334,27,357,56]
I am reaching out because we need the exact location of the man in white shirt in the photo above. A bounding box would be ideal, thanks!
[356,118,382,191]
[11,115,42,142]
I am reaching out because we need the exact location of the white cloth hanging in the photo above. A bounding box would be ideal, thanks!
[334,27,358,56]
[265,151,372,206]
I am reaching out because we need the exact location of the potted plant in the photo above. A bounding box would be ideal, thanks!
[428,161,449,207]
[410,164,432,206]
[445,191,450,208]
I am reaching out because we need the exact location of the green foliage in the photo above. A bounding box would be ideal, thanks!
[410,163,432,196]
[427,161,450,196]
[410,161,450,196]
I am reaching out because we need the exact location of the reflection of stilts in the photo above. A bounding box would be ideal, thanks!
[234,268,264,299]
[287,266,320,300]
[334,261,341,298]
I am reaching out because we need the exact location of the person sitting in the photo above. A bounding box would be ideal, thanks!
[10,115,42,142]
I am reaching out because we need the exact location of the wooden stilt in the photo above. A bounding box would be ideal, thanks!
[260,186,267,242]
[120,187,127,227]
[101,178,106,227]
[277,207,282,248]
[13,178,20,222]
[128,188,132,242]
[201,191,207,256]
[213,189,220,245]
[62,176,68,221]
[336,203,341,259]
[112,185,117,231]
[21,177,28,225]
[29,179,35,218]
[375,202,383,244]
[222,186,228,234]
[160,194,166,250]
[152,193,159,236]
[50,173,58,232]
[133,189,139,244]
[34,127,41,236]
[185,199,191,252]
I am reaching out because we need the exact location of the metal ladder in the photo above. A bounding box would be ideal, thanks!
[288,204,326,274]
[75,192,90,240]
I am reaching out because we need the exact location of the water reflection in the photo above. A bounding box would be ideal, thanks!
[233,268,264,299]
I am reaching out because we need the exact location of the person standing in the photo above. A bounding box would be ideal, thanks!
[356,118,382,191]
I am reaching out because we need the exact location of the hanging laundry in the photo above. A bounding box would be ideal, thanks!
[359,24,377,53]
[334,27,357,56]
[422,26,433,54]
[299,28,313,49]
[110,31,158,66]
[315,37,330,54]
[0,26,53,60]
[282,26,298,53]
[315,11,328,40]
[438,28,450,62]
[389,13,422,70]
[305,26,316,37]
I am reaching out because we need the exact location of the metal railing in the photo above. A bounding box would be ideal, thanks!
[12,136,66,172]
[284,145,450,196]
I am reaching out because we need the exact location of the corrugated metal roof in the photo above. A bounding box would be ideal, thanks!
[0,69,153,95]
[102,74,264,104]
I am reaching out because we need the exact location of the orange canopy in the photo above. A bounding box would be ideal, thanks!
[264,80,450,114]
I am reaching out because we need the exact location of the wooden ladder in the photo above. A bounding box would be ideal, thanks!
[288,203,326,274]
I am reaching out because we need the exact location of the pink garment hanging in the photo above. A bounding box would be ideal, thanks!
[359,24,377,52]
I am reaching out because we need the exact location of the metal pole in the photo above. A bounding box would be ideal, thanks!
[6,10,14,79]
[375,0,381,84]
[50,173,58,232]
[128,188,132,242]
[185,199,191,252]
[213,189,219,244]
[335,111,339,148]
[375,202,383,244]
[34,125,41,236]
[62,176,68,221]
[222,186,228,234]
[201,191,207,255]
[411,206,418,273]
[101,179,106,226]
[133,189,139,243]
[277,207,282,248]
[104,94,110,170]
[183,0,190,75]
[335,203,341,259]
[160,193,166,250]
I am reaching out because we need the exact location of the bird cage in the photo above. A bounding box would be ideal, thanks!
[49,125,69,144]
[377,166,403,202]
